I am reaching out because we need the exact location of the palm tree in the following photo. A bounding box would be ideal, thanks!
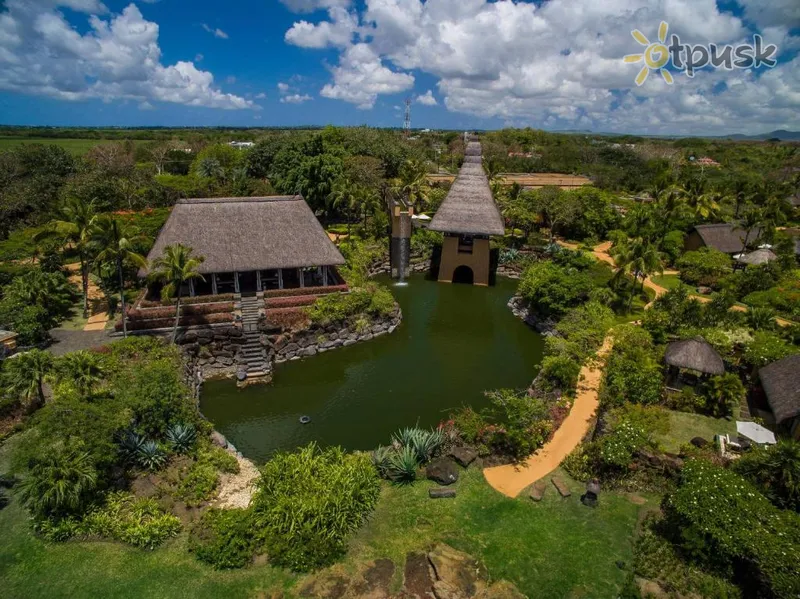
[704,373,745,417]
[395,159,430,211]
[328,179,358,237]
[355,185,381,229]
[738,205,763,257]
[3,349,54,411]
[56,351,105,397]
[36,197,98,318]
[196,157,225,180]
[18,443,97,519]
[149,244,205,343]
[91,216,147,337]
[613,236,663,311]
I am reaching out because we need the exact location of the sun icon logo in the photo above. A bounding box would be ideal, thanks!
[624,21,674,86]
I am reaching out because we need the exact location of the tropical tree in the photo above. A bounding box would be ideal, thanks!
[733,440,800,511]
[91,216,147,337]
[613,236,663,311]
[704,373,745,417]
[36,196,98,318]
[149,244,205,343]
[328,178,359,236]
[56,350,106,397]
[196,157,225,180]
[738,205,764,256]
[18,443,98,519]
[2,349,54,411]
[530,186,579,244]
[395,159,430,211]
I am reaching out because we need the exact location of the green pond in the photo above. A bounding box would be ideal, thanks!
[200,274,543,462]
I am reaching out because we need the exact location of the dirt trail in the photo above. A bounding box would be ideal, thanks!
[214,455,260,509]
[483,335,614,498]
[65,262,109,331]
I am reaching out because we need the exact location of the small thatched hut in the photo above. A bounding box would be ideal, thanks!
[664,336,725,389]
[684,223,762,255]
[142,196,345,296]
[429,142,504,286]
[759,354,800,439]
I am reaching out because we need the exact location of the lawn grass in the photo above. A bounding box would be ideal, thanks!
[0,137,146,156]
[0,437,651,599]
[650,274,684,292]
[653,410,737,453]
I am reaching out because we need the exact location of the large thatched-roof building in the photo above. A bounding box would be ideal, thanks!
[429,141,504,286]
[143,196,345,296]
[759,354,800,439]
[685,223,762,255]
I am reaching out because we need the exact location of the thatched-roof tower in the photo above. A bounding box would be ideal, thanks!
[429,142,503,286]
[664,337,725,375]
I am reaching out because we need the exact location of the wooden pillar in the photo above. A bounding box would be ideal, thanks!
[299,268,305,288]
[256,270,262,292]
[211,273,218,295]
[234,271,240,294]
[278,269,284,290]
[323,266,329,287]
[189,279,196,297]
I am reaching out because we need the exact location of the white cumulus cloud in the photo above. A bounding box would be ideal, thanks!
[415,89,437,105]
[285,6,357,48]
[284,0,800,133]
[281,93,313,104]
[279,0,351,13]
[0,2,251,110]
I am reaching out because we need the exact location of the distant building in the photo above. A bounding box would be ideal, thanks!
[228,141,255,149]
[429,142,504,286]
[684,223,762,255]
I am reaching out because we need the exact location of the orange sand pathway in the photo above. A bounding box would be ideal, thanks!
[483,335,614,498]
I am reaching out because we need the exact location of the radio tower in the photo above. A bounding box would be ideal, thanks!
[403,97,412,137]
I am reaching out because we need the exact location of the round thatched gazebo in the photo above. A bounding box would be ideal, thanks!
[664,336,725,389]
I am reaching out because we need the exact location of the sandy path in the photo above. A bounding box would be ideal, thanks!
[65,262,109,331]
[214,454,261,509]
[483,335,614,498]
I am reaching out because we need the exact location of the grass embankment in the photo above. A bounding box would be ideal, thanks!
[0,431,650,599]
[653,410,737,454]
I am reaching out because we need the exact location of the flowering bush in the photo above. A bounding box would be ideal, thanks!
[665,460,800,598]
[263,284,348,298]
[139,293,234,308]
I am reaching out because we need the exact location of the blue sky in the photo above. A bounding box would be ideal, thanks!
[0,0,798,134]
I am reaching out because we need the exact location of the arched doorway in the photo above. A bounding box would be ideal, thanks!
[452,265,474,285]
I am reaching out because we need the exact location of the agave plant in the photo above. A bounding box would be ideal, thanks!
[371,445,393,478]
[119,430,146,464]
[386,445,419,484]
[166,422,197,454]
[392,427,420,450]
[136,440,167,471]
[409,428,444,462]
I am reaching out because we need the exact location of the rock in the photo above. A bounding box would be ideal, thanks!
[217,356,234,367]
[427,544,487,599]
[343,339,357,347]
[426,458,459,485]
[198,336,212,346]
[180,331,197,344]
[429,488,456,499]
[551,477,571,498]
[210,431,228,448]
[196,328,214,339]
[529,480,547,502]
[284,342,299,353]
[349,559,395,599]
[236,370,247,381]
[302,347,317,357]
[635,577,672,599]
[474,581,526,599]
[361,333,374,342]
[299,572,350,598]
[449,447,477,468]
[228,327,243,337]
[402,553,436,598]
[690,436,709,448]
[432,580,462,599]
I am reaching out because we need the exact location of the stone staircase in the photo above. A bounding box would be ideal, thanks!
[238,294,270,380]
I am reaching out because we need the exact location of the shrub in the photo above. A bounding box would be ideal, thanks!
[196,441,240,474]
[676,248,732,287]
[665,460,800,598]
[702,373,744,418]
[119,430,146,464]
[139,293,235,307]
[482,389,553,460]
[450,406,488,445]
[518,260,593,317]
[385,445,420,484]
[263,284,349,299]
[188,508,258,569]
[598,420,649,469]
[251,444,380,572]
[127,302,234,320]
[732,440,800,512]
[177,461,219,506]
[392,427,444,462]
[83,492,181,549]
[307,284,395,326]
[744,331,798,368]
[538,355,581,392]
[601,334,663,407]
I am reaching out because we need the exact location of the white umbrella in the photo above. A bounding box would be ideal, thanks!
[412,214,432,221]
[736,421,776,445]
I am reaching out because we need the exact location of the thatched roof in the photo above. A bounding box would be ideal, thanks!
[429,143,505,236]
[737,248,777,265]
[760,354,800,424]
[693,223,762,254]
[664,337,725,375]
[142,196,345,276]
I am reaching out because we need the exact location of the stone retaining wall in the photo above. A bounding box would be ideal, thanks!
[507,295,557,335]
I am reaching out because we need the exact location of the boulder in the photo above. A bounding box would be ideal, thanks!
[349,558,394,599]
[429,488,456,499]
[426,458,459,485]
[427,544,487,598]
[529,480,547,502]
[690,436,709,448]
[449,447,477,468]
[402,553,436,598]
[551,477,571,498]
[474,581,526,599]
[343,339,357,347]
[210,431,228,448]
[284,342,299,353]
[302,347,317,357]
[299,572,350,599]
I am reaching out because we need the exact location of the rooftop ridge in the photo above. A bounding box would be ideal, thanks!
[177,195,302,205]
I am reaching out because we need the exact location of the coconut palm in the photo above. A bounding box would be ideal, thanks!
[91,216,147,337]
[56,350,105,397]
[196,157,225,180]
[2,349,54,411]
[395,159,430,211]
[18,443,97,519]
[149,244,205,343]
[704,373,745,417]
[35,196,98,318]
[613,236,663,311]
[738,205,763,256]
[328,178,359,237]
